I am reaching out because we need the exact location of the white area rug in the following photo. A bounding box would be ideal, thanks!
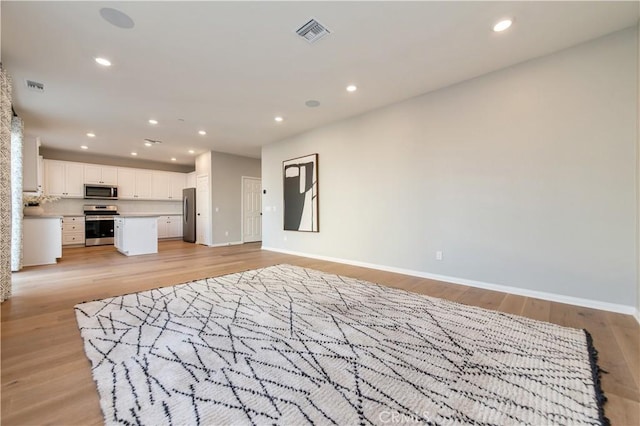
[75,264,608,425]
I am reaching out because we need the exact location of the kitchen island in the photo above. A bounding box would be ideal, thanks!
[23,216,63,266]
[114,215,158,256]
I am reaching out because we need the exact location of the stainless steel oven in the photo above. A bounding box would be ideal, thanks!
[84,205,118,246]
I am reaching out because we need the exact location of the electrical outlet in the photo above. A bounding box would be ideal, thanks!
[224,231,229,236]
[283,235,287,241]
[436,250,443,261]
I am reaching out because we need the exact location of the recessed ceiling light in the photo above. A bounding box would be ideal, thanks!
[198,130,206,136]
[86,132,96,138]
[188,149,195,154]
[131,152,138,156]
[346,85,357,92]
[80,145,88,150]
[144,142,152,147]
[148,119,158,125]
[274,116,284,122]
[171,157,177,161]
[95,57,112,67]
[493,19,513,32]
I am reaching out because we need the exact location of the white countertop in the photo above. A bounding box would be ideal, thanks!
[117,214,162,218]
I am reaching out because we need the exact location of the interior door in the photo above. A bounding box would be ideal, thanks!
[196,174,210,245]
[242,177,262,243]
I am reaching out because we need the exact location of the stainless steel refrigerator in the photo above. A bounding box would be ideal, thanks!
[182,188,196,243]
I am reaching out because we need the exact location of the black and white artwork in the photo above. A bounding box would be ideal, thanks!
[283,154,318,232]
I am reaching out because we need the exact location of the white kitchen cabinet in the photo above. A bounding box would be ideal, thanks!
[157,217,168,238]
[168,215,183,238]
[45,160,65,195]
[135,170,153,199]
[62,216,85,246]
[45,160,84,197]
[151,172,185,200]
[118,168,153,199]
[117,168,136,198]
[157,215,183,239]
[84,164,117,185]
[169,173,186,200]
[186,171,196,189]
[151,172,171,200]
[23,138,41,192]
[115,216,158,256]
[43,160,188,201]
[114,217,123,251]
[23,217,62,266]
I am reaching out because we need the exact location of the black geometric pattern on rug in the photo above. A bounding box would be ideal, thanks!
[75,264,607,425]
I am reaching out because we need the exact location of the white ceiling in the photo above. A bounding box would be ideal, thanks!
[2,1,638,165]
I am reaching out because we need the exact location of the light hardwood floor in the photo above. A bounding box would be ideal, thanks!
[2,241,638,425]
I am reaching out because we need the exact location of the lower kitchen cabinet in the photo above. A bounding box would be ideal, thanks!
[157,215,183,239]
[62,216,85,246]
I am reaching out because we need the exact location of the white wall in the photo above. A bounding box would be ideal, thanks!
[262,27,638,309]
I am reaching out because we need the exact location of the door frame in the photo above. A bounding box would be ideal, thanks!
[241,176,262,243]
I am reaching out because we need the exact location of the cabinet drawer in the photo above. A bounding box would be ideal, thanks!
[63,223,84,232]
[63,216,85,224]
[63,232,85,245]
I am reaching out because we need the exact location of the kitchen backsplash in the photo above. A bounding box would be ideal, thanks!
[42,198,182,215]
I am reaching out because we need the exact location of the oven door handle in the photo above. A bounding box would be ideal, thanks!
[85,216,116,221]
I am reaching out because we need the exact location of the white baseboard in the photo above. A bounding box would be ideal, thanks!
[635,309,640,325]
[262,246,637,316]
[208,241,243,248]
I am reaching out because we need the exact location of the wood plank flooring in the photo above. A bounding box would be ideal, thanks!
[2,241,638,425]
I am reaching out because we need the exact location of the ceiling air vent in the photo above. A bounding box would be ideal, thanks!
[144,138,162,145]
[296,19,330,44]
[25,80,44,93]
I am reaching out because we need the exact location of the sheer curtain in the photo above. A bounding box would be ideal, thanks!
[1,64,13,302]
[11,116,23,272]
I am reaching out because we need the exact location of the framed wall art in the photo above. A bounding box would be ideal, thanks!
[283,154,318,232]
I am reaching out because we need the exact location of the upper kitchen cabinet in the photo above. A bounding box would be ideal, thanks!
[117,168,136,198]
[169,173,186,200]
[151,171,186,200]
[151,171,170,199]
[44,160,84,197]
[135,170,153,199]
[23,137,42,193]
[186,171,196,188]
[42,159,189,201]
[117,168,152,199]
[84,164,117,185]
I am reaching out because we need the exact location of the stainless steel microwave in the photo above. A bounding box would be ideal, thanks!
[84,184,118,200]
